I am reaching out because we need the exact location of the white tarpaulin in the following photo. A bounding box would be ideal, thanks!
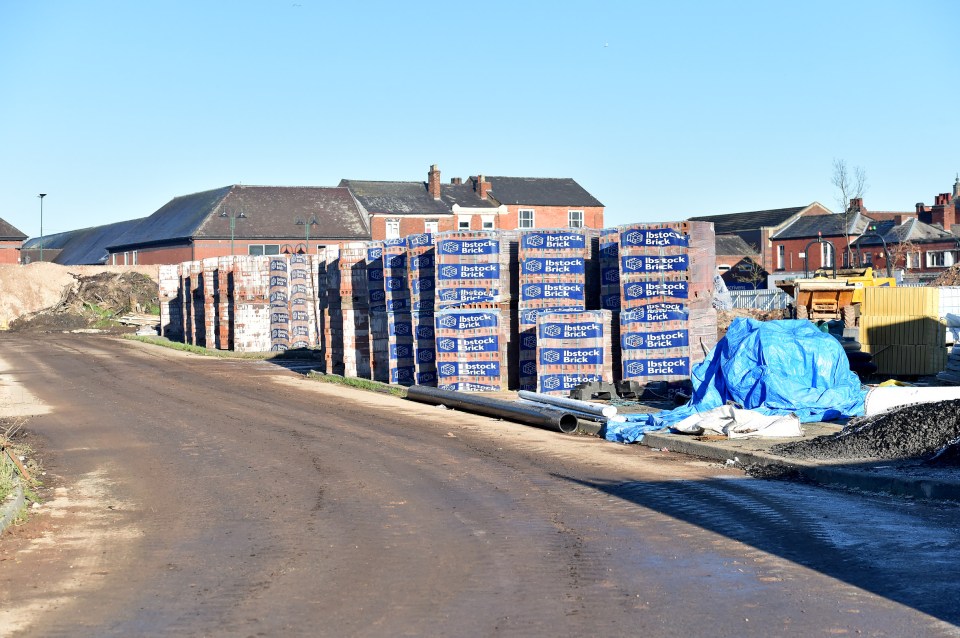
[672,404,803,439]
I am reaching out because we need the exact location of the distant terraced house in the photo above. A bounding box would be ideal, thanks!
[0,216,27,264]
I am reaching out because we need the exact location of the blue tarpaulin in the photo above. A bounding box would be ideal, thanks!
[604,318,867,443]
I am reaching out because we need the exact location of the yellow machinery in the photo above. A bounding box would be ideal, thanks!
[776,267,897,325]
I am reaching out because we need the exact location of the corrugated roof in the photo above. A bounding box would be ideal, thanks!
[0,217,27,241]
[23,229,79,250]
[480,176,603,207]
[773,213,869,239]
[688,206,807,234]
[109,185,369,250]
[54,218,148,265]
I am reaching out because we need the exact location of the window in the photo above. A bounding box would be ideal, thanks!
[926,251,955,268]
[906,251,921,269]
[568,210,584,228]
[481,215,495,230]
[519,209,535,229]
[717,264,731,274]
[776,245,784,270]
[820,242,834,268]
[424,220,439,235]
[248,244,280,256]
[123,251,129,265]
[132,250,138,265]
[458,216,471,230]
[385,219,400,239]
[863,251,873,266]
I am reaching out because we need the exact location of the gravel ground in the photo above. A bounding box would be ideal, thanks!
[773,399,960,463]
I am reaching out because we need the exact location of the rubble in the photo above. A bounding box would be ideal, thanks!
[772,399,960,462]
[932,264,960,286]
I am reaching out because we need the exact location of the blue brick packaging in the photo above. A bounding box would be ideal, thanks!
[268,256,291,351]
[435,308,508,391]
[288,254,315,349]
[535,309,613,395]
[618,302,691,383]
[407,233,436,314]
[599,228,621,311]
[411,311,437,386]
[435,230,518,309]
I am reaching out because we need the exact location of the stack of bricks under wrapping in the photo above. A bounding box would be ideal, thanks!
[268,256,291,351]
[232,255,272,352]
[325,243,372,378]
[406,233,437,386]
[599,228,621,311]
[434,308,510,392]
[617,221,718,383]
[180,261,202,346]
[517,228,599,391]
[215,256,234,350]
[434,230,519,391]
[201,257,218,349]
[535,310,614,395]
[287,254,316,349]
[158,264,183,341]
[371,239,416,385]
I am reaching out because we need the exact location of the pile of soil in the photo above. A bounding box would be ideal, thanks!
[772,400,960,464]
[932,264,960,286]
[9,272,159,333]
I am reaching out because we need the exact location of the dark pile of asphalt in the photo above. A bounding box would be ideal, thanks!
[772,399,960,463]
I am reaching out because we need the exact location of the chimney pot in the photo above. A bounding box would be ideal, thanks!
[428,165,441,200]
[477,175,491,200]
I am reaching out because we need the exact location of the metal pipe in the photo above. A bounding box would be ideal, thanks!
[406,385,579,434]
[517,390,618,417]
[516,400,628,424]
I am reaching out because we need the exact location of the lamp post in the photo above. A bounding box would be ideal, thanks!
[219,208,247,256]
[38,193,46,262]
[295,216,318,254]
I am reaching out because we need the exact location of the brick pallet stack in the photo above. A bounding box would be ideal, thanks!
[535,310,614,395]
[434,230,518,391]
[616,221,718,384]
[268,256,291,351]
[324,243,372,378]
[517,228,599,391]
[288,254,316,349]
[406,233,437,386]
[370,239,416,385]
[181,261,202,346]
[232,255,272,353]
[215,256,235,350]
[599,228,621,312]
[860,287,946,375]
[158,264,183,341]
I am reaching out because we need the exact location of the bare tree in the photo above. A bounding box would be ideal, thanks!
[831,159,868,266]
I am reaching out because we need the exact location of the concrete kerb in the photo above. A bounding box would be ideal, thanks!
[0,475,25,535]
[642,431,960,502]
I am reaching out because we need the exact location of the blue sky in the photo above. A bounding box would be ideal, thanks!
[2,1,957,238]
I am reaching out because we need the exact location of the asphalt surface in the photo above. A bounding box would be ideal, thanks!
[2,333,960,636]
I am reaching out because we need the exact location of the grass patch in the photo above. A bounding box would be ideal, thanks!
[124,335,327,362]
[307,372,408,398]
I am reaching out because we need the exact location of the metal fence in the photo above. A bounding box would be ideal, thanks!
[728,289,793,311]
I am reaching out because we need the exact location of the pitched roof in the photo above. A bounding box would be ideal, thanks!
[773,212,869,240]
[687,206,807,234]
[340,180,497,215]
[480,176,603,207]
[716,234,758,256]
[54,218,148,265]
[109,185,369,250]
[854,218,957,246]
[0,217,27,241]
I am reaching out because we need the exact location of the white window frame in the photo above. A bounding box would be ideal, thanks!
[518,208,535,229]
[568,210,584,228]
[457,216,471,230]
[385,218,401,239]
[132,250,138,265]
[820,242,834,268]
[481,215,495,230]
[906,251,921,269]
[717,264,731,274]
[776,245,785,270]
[424,219,439,235]
[926,250,955,268]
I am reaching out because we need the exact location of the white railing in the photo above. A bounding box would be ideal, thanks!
[728,289,793,311]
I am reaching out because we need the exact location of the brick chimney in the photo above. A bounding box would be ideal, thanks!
[428,164,441,200]
[849,197,864,212]
[477,174,491,200]
[450,177,462,185]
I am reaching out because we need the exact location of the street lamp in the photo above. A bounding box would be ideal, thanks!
[38,194,46,262]
[219,207,247,256]
[295,216,318,254]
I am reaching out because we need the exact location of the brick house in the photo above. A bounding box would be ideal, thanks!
[852,217,959,280]
[342,165,604,240]
[688,203,832,272]
[770,212,872,274]
[0,217,27,264]
[716,235,767,290]
[105,185,369,265]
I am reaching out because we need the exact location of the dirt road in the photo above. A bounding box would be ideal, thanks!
[2,334,959,636]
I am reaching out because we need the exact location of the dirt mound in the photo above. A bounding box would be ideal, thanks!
[717,308,788,339]
[932,264,960,286]
[772,400,960,461]
[9,272,159,333]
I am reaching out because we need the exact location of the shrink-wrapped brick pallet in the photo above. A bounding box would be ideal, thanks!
[288,254,315,349]
[434,307,510,392]
[232,255,272,353]
[201,257,218,349]
[406,233,437,385]
[215,256,235,350]
[616,221,717,384]
[269,256,291,351]
[435,230,518,308]
[599,228,621,311]
[158,264,183,342]
[324,243,372,378]
[516,228,598,390]
[535,310,614,395]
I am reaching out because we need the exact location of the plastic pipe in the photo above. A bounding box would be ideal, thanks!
[517,390,618,417]
[863,386,960,417]
[406,385,579,434]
